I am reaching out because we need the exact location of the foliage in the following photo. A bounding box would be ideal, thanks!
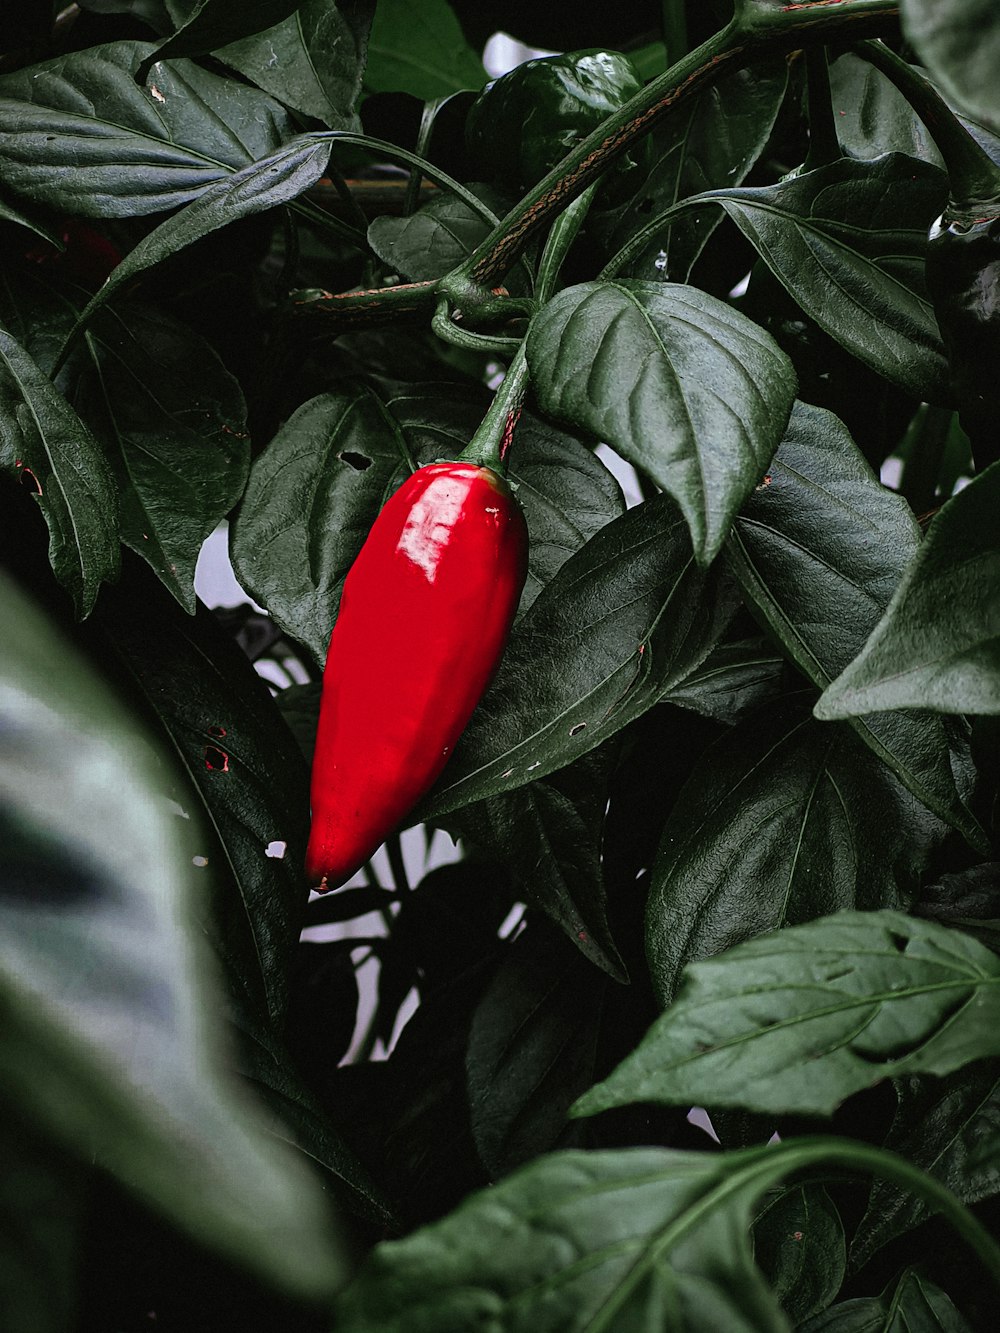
[2,1,1000,1329]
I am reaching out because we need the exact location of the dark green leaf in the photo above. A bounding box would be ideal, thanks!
[0,40,296,216]
[0,573,343,1300]
[0,196,61,245]
[902,0,1000,131]
[368,186,501,283]
[0,267,249,612]
[753,1185,846,1325]
[644,696,937,1006]
[816,462,1000,719]
[139,0,309,84]
[663,635,786,723]
[201,0,373,127]
[687,154,949,399]
[829,53,944,165]
[365,0,485,99]
[526,279,796,562]
[92,567,311,1029]
[231,382,625,664]
[332,1142,796,1331]
[598,57,789,282]
[454,747,627,980]
[0,331,119,618]
[0,1113,84,1333]
[465,923,607,1177]
[915,863,1000,954]
[729,401,983,848]
[421,493,739,819]
[574,910,1000,1120]
[799,1268,974,1332]
[852,1065,1000,1268]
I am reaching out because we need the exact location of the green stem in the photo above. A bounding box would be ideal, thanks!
[458,343,530,472]
[444,0,899,294]
[535,182,598,303]
[855,39,1000,218]
[661,0,689,62]
[404,99,445,218]
[803,47,841,169]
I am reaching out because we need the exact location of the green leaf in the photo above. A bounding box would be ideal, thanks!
[0,195,61,245]
[526,279,797,563]
[0,267,249,612]
[0,40,296,216]
[799,1268,974,1332]
[140,0,309,83]
[0,1112,84,1333]
[231,383,624,664]
[829,53,944,165]
[454,747,627,980]
[598,56,789,282]
[852,1065,1000,1269]
[67,133,334,335]
[0,331,119,618]
[573,910,1000,1120]
[465,923,607,1177]
[644,694,941,1006]
[753,1185,846,1325]
[332,1142,797,1331]
[687,154,949,399]
[90,565,312,1029]
[902,0,1000,131]
[365,0,485,100]
[420,493,739,819]
[663,636,786,723]
[202,0,373,127]
[0,573,344,1300]
[368,186,503,283]
[728,401,983,849]
[816,463,1000,719]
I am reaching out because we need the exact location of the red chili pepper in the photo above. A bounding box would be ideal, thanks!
[305,460,528,890]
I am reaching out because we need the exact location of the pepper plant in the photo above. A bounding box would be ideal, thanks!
[3,0,1000,1328]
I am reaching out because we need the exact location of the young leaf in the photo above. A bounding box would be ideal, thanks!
[0,573,344,1300]
[364,0,485,99]
[644,696,941,1006]
[368,186,506,284]
[753,1185,846,1326]
[684,154,949,399]
[332,1143,795,1331]
[729,401,983,848]
[0,331,119,618]
[420,493,739,819]
[829,53,944,165]
[816,462,1000,719]
[526,279,797,563]
[0,41,297,216]
[574,910,1000,1120]
[799,1267,974,1332]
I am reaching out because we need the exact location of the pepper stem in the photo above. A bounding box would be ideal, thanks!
[458,344,529,473]
[855,40,1000,219]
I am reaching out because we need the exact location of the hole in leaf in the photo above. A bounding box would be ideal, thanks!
[570,723,587,736]
[19,466,41,495]
[338,451,372,471]
[203,745,229,772]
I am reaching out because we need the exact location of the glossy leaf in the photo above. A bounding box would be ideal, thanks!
[0,331,119,618]
[526,279,796,562]
[729,401,983,848]
[0,573,343,1300]
[902,0,1000,130]
[368,187,503,283]
[644,696,938,1006]
[686,154,949,399]
[816,463,1000,718]
[574,910,1000,1120]
[333,1142,797,1331]
[140,0,308,82]
[0,41,296,216]
[663,636,786,724]
[465,923,607,1177]
[365,0,485,99]
[0,268,249,613]
[753,1185,846,1326]
[200,0,373,127]
[421,493,739,818]
[829,53,944,165]
[231,383,624,664]
[799,1269,974,1332]
[91,566,311,1029]
[852,1065,1000,1268]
